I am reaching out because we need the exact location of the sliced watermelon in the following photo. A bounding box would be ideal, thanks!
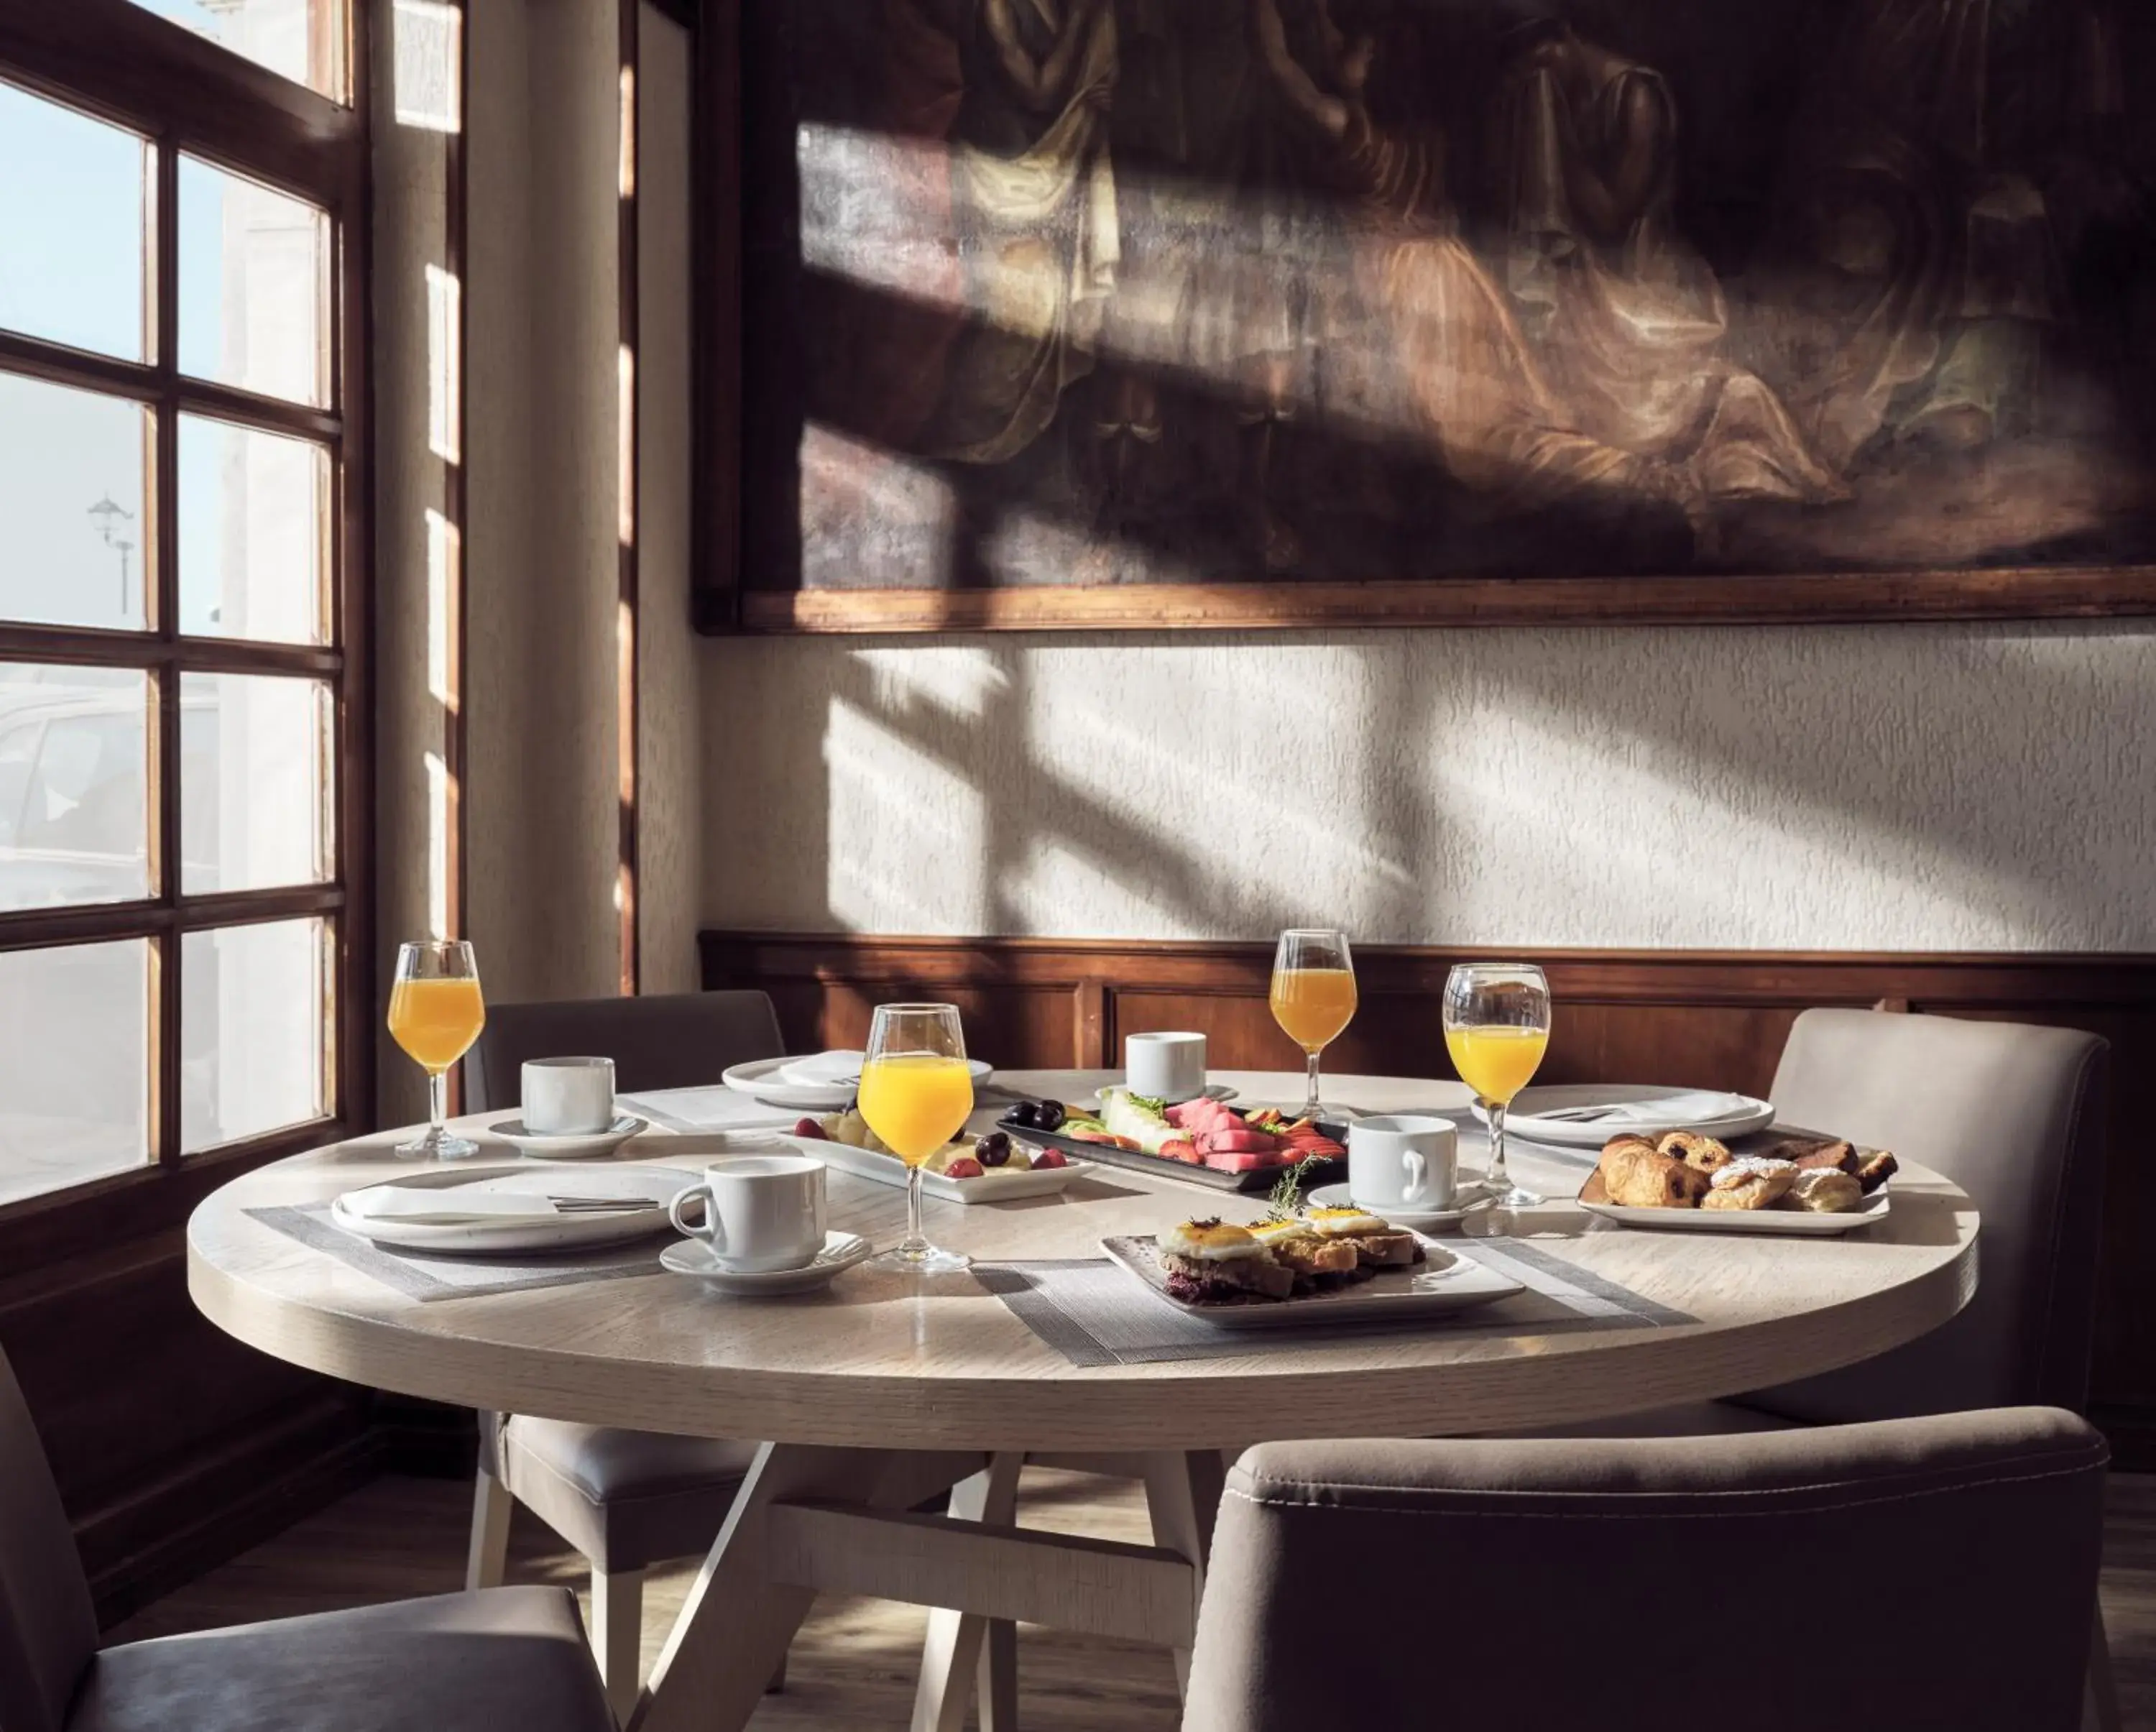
[1197,1126,1278,1155]
[1158,1138,1202,1164]
[1200,1148,1290,1174]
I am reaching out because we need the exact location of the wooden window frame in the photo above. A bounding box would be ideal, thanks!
[0,0,372,1256]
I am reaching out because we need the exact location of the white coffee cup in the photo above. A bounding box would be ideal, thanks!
[522,1056,617,1136]
[1348,1115,1458,1212]
[1125,1031,1207,1102]
[667,1151,827,1272]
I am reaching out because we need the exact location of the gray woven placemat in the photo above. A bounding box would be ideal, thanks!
[245,1202,669,1302]
[972,1236,1694,1368]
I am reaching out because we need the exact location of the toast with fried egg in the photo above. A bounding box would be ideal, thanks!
[1158,1220,1295,1303]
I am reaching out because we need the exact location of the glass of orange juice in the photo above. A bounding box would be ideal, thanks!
[1270,929,1358,1120]
[1443,962,1550,1208]
[387,939,486,1158]
[857,1002,975,1274]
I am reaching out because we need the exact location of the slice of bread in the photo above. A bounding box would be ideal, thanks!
[1347,1230,1424,1267]
[1160,1250,1295,1302]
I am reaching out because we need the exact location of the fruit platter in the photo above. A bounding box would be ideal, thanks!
[998,1087,1348,1194]
[785,1109,1087,1205]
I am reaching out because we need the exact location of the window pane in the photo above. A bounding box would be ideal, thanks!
[0,82,149,361]
[180,156,330,407]
[0,374,152,631]
[183,918,328,1151]
[180,673,331,894]
[0,940,149,1204]
[0,665,149,911]
[178,415,328,642]
[122,0,348,103]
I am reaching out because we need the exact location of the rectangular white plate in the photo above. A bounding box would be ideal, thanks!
[802,1136,1088,1205]
[1100,1234,1522,1328]
[1577,1186,1892,1236]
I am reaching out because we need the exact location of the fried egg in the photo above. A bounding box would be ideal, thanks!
[1305,1206,1389,1237]
[1248,1218,1316,1249]
[1160,1220,1268,1262]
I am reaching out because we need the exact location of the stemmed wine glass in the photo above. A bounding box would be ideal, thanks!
[857,1003,975,1274]
[387,939,486,1158]
[1443,962,1550,1209]
[1269,929,1358,1120]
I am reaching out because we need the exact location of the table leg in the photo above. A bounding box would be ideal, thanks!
[911,1452,1023,1732]
[1141,1449,1225,1699]
[632,1444,977,1732]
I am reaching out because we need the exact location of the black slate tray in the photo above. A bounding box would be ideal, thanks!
[996,1105,1349,1195]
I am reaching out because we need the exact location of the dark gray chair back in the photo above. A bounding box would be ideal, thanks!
[1184,1409,2106,1732]
[1751,1008,2108,1424]
[0,1348,98,1732]
[466,991,786,1113]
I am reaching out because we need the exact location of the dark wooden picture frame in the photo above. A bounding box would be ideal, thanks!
[695,0,2156,634]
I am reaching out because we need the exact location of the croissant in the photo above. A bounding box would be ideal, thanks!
[1784,1168,1861,1212]
[1700,1157,1798,1212]
[1855,1149,1899,1192]
[1600,1142,1709,1208]
[1658,1130,1733,1174]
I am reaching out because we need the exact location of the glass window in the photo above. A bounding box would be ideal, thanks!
[121,0,349,105]
[0,665,149,911]
[180,673,332,894]
[0,373,153,632]
[0,940,150,1204]
[179,155,331,407]
[181,918,328,1152]
[178,414,328,642]
[0,81,149,361]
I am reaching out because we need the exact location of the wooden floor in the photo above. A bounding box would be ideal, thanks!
[113,1466,2156,1729]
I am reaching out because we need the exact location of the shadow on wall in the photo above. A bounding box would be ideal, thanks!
[699,619,2156,951]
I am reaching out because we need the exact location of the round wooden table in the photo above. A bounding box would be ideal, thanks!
[187,1068,1978,1732]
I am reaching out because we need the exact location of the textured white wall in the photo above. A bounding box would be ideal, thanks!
[699,622,2156,952]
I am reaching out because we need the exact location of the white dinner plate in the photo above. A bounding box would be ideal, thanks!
[660,1231,874,1295]
[330,1164,699,1254]
[1100,1234,1522,1329]
[1578,1184,1892,1237]
[797,1135,1089,1204]
[721,1054,995,1111]
[1485,1084,1776,1149]
[1306,1181,1493,1232]
[486,1115,650,1160]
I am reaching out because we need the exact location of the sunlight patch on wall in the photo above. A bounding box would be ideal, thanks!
[825,694,987,933]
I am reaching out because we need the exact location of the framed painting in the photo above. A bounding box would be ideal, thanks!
[696,0,2156,631]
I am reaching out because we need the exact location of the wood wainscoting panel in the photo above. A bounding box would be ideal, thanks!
[0,1225,376,1626]
[701,931,2156,1462]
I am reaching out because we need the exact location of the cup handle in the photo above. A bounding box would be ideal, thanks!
[668,1185,720,1249]
[1403,1151,1426,1202]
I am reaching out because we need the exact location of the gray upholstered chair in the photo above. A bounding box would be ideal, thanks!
[1184,1409,2109,1732]
[463,990,786,1719]
[1513,1009,2120,1725]
[1539,1008,2110,1436]
[1743,1008,2110,1424]
[0,1345,614,1732]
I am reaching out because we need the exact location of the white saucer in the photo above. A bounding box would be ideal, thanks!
[1083,1082,1239,1110]
[1307,1181,1493,1232]
[488,1115,649,1160]
[660,1231,874,1296]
